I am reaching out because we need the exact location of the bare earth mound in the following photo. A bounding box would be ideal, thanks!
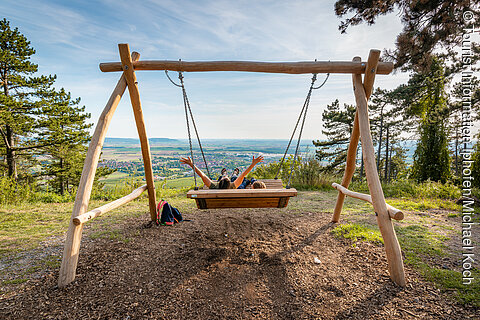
[1,205,478,319]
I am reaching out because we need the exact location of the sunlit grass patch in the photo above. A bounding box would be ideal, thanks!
[0,203,72,253]
[388,198,460,212]
[332,223,383,244]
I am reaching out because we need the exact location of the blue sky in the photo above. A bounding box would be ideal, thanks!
[2,0,409,139]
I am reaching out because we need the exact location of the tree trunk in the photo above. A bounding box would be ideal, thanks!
[60,157,64,195]
[384,126,389,182]
[388,143,392,181]
[376,107,384,172]
[3,76,18,180]
[5,124,17,180]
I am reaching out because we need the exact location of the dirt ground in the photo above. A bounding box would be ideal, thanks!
[0,202,479,319]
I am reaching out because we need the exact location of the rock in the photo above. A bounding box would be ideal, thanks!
[314,257,321,264]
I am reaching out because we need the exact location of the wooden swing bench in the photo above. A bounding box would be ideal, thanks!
[187,179,297,209]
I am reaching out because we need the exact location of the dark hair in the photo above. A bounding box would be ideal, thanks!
[221,168,227,174]
[218,177,231,189]
[233,168,239,174]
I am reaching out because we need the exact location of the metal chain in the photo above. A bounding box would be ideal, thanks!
[275,72,329,187]
[179,72,198,189]
[178,72,212,179]
[286,75,316,188]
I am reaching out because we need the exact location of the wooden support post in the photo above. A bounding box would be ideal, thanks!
[352,63,406,286]
[331,50,380,222]
[118,44,157,221]
[58,52,140,288]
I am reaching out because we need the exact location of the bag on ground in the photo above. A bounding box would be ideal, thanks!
[156,200,183,226]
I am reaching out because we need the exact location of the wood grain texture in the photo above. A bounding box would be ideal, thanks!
[58,52,140,288]
[195,197,283,209]
[332,57,363,222]
[73,185,148,225]
[118,44,157,220]
[187,188,297,199]
[353,69,406,287]
[332,183,404,220]
[100,59,393,75]
[332,50,380,223]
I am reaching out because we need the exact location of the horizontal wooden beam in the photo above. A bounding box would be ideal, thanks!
[100,59,393,75]
[332,183,404,221]
[73,185,148,226]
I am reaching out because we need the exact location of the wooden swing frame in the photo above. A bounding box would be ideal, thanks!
[58,44,406,288]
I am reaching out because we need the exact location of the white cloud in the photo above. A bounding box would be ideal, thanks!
[1,0,408,139]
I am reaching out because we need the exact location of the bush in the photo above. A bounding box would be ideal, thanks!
[0,176,36,205]
[251,157,339,191]
[350,179,461,200]
[91,178,144,201]
[291,158,338,190]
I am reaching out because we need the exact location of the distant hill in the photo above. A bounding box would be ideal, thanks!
[104,137,179,145]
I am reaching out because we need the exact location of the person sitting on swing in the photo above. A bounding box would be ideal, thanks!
[217,168,227,181]
[230,167,240,182]
[180,155,264,189]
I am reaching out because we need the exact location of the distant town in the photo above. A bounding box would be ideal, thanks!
[98,137,314,181]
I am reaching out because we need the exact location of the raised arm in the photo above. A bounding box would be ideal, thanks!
[233,155,264,188]
[180,157,213,188]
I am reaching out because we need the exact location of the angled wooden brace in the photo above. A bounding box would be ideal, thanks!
[118,44,157,220]
[332,50,380,222]
[58,52,140,288]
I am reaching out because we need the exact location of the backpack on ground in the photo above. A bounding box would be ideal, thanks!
[156,200,183,226]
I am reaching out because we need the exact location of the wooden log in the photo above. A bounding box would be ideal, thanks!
[363,49,381,100]
[332,57,362,222]
[332,51,381,223]
[118,44,157,220]
[187,188,297,199]
[100,59,394,75]
[198,197,283,209]
[332,183,404,220]
[58,52,140,288]
[73,185,148,226]
[353,68,406,287]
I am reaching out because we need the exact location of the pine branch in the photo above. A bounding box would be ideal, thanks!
[0,127,10,148]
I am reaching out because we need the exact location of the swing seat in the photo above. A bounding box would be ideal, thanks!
[187,179,297,209]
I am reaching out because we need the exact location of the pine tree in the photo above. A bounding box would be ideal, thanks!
[37,88,92,195]
[409,58,451,182]
[369,88,409,181]
[313,99,356,172]
[0,18,55,180]
[334,0,479,71]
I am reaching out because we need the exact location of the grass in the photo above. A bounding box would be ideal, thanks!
[0,202,72,253]
[2,278,27,286]
[332,196,479,307]
[100,171,131,187]
[332,223,383,244]
[161,177,195,189]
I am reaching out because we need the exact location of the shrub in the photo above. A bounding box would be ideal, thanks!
[0,176,36,205]
[291,158,338,190]
[350,179,461,200]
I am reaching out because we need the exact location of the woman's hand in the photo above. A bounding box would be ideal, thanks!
[251,155,264,166]
[180,157,194,168]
